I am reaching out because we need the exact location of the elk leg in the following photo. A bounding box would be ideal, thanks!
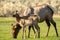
[50,19,58,37]
[22,27,25,40]
[28,25,36,38]
[35,24,40,38]
[45,19,50,37]
[28,26,31,38]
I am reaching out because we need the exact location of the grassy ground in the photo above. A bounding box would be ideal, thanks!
[0,17,60,40]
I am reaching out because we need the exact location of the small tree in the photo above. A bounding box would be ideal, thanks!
[55,0,60,14]
[48,0,51,4]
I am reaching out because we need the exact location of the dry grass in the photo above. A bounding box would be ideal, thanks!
[53,14,60,18]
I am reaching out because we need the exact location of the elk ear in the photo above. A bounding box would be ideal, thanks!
[11,24,13,26]
[12,15,15,17]
[11,24,14,28]
[16,10,18,14]
[12,24,16,30]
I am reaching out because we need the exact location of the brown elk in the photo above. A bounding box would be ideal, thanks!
[12,4,58,39]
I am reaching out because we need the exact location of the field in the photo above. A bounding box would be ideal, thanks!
[0,17,60,40]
